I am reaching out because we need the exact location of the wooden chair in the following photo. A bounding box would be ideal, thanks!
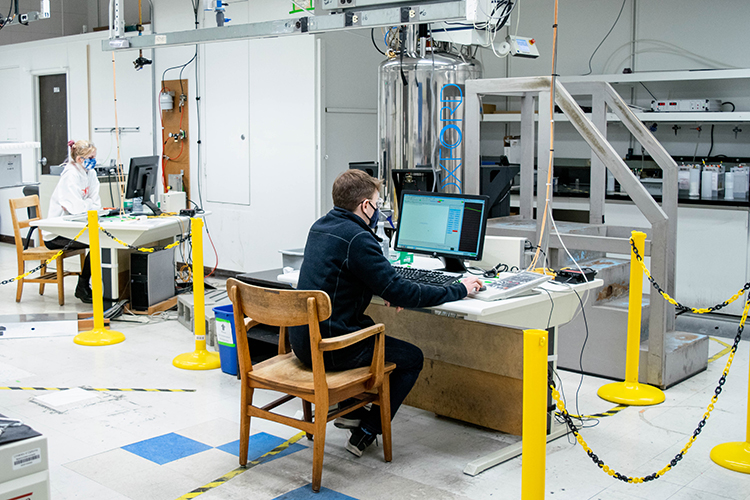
[9,195,86,306]
[226,278,395,492]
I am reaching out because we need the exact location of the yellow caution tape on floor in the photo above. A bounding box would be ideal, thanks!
[174,431,306,500]
[0,386,195,392]
[708,337,733,364]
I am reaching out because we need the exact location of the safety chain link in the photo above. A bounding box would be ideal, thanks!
[99,227,190,253]
[631,239,750,314]
[550,245,750,483]
[1,226,89,286]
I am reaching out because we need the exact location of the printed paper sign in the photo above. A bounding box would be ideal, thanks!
[216,319,235,347]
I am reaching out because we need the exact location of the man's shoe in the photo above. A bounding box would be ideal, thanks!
[345,427,376,458]
[334,406,369,430]
[75,283,93,304]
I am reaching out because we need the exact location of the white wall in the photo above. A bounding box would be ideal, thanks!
[0,30,154,237]
[153,0,319,273]
[318,28,383,213]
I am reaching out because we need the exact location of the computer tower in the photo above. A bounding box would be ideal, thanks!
[130,251,175,311]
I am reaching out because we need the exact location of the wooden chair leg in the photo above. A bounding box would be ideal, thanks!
[303,400,314,440]
[79,252,85,274]
[239,387,253,466]
[379,375,392,462]
[39,263,46,295]
[311,398,328,493]
[57,255,65,306]
[15,275,23,302]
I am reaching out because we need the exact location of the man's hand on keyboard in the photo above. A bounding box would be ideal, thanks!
[383,300,404,313]
[461,276,483,295]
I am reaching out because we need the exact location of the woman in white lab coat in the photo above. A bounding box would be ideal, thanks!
[44,140,102,304]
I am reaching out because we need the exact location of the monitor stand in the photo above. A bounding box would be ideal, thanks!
[130,197,162,216]
[143,199,162,216]
[440,256,468,273]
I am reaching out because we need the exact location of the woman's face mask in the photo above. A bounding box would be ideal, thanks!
[83,157,96,170]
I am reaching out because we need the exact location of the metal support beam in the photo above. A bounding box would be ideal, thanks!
[519,94,535,220]
[102,0,466,51]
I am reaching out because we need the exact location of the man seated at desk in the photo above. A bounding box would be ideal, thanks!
[289,170,483,457]
[43,139,101,304]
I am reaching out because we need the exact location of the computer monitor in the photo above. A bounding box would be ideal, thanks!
[393,190,489,273]
[125,156,161,215]
[349,162,379,178]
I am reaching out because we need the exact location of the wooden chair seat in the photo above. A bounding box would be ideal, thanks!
[21,246,68,260]
[249,352,396,396]
[227,278,395,493]
[9,195,86,306]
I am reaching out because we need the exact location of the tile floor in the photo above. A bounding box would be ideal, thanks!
[1,242,749,499]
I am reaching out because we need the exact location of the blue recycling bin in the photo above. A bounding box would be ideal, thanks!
[213,304,238,376]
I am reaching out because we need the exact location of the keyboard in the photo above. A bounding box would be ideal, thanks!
[393,266,462,286]
[471,271,552,301]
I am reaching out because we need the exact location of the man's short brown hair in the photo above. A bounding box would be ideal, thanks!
[332,170,381,211]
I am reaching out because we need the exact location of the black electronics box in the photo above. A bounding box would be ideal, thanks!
[554,268,597,284]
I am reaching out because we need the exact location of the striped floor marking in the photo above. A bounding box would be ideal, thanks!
[175,431,306,500]
[708,336,733,364]
[559,404,629,420]
[0,386,195,392]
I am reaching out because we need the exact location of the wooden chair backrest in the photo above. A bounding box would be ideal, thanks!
[226,278,332,377]
[9,195,43,254]
[227,278,331,327]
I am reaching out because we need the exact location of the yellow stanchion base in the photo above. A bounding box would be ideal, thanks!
[711,442,750,474]
[597,381,665,406]
[74,328,126,346]
[173,349,221,370]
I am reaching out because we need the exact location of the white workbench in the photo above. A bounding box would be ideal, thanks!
[32,215,193,301]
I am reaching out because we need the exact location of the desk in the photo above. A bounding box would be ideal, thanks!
[32,215,192,301]
[277,269,602,475]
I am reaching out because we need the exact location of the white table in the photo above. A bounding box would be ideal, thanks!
[277,265,602,475]
[33,215,193,301]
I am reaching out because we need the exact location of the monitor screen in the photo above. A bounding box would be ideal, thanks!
[125,156,159,200]
[394,190,489,272]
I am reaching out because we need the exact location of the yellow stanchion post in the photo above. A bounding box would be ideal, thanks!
[598,230,665,405]
[710,344,750,473]
[522,329,548,500]
[74,211,125,346]
[173,217,221,370]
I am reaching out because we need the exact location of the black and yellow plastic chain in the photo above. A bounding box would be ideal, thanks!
[1,225,88,286]
[548,237,749,483]
[99,227,191,253]
[631,239,750,314]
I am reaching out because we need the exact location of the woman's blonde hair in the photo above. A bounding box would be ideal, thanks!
[68,139,96,163]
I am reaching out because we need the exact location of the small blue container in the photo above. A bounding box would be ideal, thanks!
[213,304,238,376]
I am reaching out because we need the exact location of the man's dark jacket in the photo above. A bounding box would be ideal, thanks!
[289,207,467,369]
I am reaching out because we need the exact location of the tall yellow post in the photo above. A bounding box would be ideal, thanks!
[598,230,665,405]
[710,327,750,473]
[173,217,220,370]
[522,329,547,500]
[74,211,125,346]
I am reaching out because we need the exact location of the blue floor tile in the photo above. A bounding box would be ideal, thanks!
[122,432,213,465]
[273,485,358,500]
[217,432,306,463]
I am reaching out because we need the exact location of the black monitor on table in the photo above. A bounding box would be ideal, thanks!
[393,190,489,273]
[349,162,379,178]
[125,156,161,215]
